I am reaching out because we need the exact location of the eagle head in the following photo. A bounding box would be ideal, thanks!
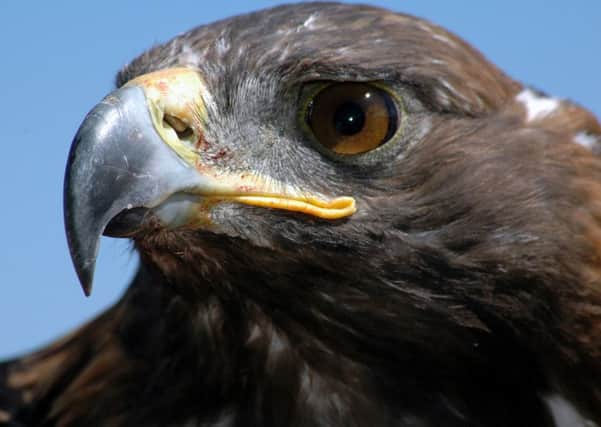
[61,3,601,425]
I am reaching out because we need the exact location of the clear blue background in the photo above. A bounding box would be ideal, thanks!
[0,1,599,358]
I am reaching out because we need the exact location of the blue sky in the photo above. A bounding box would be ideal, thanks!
[0,1,599,358]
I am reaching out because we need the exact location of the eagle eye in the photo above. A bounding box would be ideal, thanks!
[305,83,400,155]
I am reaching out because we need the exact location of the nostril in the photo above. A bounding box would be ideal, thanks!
[164,114,194,141]
[163,114,187,132]
[176,127,195,141]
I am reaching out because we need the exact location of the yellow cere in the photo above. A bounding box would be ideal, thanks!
[126,67,211,166]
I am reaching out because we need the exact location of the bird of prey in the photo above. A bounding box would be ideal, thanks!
[1,3,600,426]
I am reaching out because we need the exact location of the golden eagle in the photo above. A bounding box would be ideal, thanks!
[2,3,601,426]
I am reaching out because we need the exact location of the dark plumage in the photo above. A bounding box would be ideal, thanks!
[2,3,601,426]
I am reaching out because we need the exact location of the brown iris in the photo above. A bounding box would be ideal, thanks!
[306,83,399,155]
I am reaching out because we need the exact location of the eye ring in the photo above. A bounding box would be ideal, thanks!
[301,82,403,159]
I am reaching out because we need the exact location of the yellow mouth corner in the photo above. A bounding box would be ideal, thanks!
[228,195,356,219]
[185,171,358,220]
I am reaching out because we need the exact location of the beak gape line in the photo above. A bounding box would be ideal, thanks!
[64,68,356,295]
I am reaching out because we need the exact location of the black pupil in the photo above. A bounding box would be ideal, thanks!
[333,101,365,136]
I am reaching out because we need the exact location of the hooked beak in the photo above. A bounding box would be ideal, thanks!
[64,68,356,296]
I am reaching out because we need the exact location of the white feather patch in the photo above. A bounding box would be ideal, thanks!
[573,132,598,149]
[215,36,231,57]
[302,13,318,29]
[180,43,200,68]
[516,89,560,122]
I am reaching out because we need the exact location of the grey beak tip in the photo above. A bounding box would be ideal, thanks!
[72,255,94,296]
[80,275,93,297]
[64,213,97,297]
